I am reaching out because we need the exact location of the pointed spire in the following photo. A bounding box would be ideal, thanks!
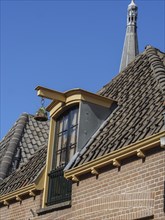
[119,0,139,71]
[129,0,136,6]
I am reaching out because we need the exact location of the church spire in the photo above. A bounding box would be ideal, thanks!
[119,0,139,71]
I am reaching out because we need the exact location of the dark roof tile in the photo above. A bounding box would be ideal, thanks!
[70,46,165,168]
[0,146,47,196]
[0,114,49,180]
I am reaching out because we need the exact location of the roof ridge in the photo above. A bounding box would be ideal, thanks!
[145,45,165,99]
[0,113,28,181]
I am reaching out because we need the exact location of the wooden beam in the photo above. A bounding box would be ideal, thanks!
[35,86,66,102]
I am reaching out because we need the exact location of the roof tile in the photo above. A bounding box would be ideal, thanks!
[70,46,165,168]
[0,114,49,179]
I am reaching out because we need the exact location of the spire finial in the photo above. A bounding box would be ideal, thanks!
[119,0,139,71]
[129,0,136,7]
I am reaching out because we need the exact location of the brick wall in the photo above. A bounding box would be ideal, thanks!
[0,195,41,220]
[1,148,165,220]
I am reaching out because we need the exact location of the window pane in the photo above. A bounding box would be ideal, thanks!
[62,131,68,149]
[57,134,62,151]
[58,120,63,133]
[69,145,76,161]
[60,150,66,166]
[63,115,68,131]
[71,108,78,126]
[69,126,77,146]
[56,153,60,168]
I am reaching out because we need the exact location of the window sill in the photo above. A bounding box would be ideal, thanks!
[37,201,71,215]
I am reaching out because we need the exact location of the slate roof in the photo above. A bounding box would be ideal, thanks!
[0,113,49,181]
[70,46,165,168]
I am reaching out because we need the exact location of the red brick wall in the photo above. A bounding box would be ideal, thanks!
[1,148,165,220]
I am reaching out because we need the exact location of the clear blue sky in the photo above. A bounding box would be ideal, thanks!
[0,0,165,139]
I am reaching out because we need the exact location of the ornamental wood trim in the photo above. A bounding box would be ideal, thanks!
[0,184,36,204]
[0,167,45,205]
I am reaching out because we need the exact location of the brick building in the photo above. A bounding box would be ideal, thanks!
[0,1,165,220]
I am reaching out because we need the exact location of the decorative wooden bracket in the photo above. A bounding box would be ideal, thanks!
[91,167,99,175]
[137,149,145,158]
[29,190,36,197]
[16,195,22,202]
[113,159,121,167]
[3,200,9,206]
[72,175,79,182]
[35,86,66,102]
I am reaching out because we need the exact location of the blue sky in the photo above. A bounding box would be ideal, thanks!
[0,0,165,139]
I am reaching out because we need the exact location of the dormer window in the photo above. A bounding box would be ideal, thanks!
[35,86,117,209]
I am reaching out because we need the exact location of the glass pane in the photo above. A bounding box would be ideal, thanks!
[69,145,76,161]
[69,126,77,146]
[71,108,78,126]
[63,115,68,131]
[60,150,66,166]
[58,120,63,133]
[62,131,68,149]
[57,134,62,151]
[56,153,60,168]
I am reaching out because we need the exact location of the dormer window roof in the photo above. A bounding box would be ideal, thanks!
[36,86,116,114]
